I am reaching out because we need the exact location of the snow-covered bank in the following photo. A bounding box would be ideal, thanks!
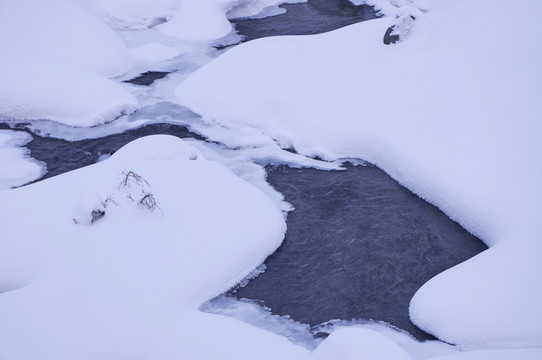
[176,0,542,349]
[0,130,45,190]
[0,135,309,359]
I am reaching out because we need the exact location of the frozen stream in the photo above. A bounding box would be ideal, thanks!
[1,0,488,345]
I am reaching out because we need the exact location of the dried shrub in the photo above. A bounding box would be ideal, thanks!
[117,170,149,190]
[101,194,119,208]
[138,191,162,214]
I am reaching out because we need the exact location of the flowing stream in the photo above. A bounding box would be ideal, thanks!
[1,0,487,344]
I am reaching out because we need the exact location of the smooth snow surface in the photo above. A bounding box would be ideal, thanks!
[83,0,178,29]
[0,131,46,190]
[0,0,129,77]
[428,348,542,360]
[128,43,186,64]
[0,135,311,359]
[310,328,412,360]
[0,0,137,126]
[0,61,138,127]
[176,0,542,349]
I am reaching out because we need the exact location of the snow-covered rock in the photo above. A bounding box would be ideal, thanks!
[0,0,129,77]
[310,328,412,360]
[0,0,137,126]
[0,61,137,127]
[0,135,307,359]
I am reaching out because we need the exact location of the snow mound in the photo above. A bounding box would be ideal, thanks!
[0,0,129,77]
[0,61,137,127]
[0,130,46,190]
[310,328,411,360]
[0,135,308,359]
[176,0,542,349]
[0,0,138,127]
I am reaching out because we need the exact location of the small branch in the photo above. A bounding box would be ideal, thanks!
[138,191,162,214]
[117,170,150,190]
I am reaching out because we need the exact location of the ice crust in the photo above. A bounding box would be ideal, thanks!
[176,0,542,349]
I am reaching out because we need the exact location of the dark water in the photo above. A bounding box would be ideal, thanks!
[1,0,488,343]
[231,164,487,340]
[123,71,170,86]
[233,0,379,41]
[3,123,203,180]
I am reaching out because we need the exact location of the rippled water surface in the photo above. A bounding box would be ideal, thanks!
[233,0,379,41]
[231,164,487,340]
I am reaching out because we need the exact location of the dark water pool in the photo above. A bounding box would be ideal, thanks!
[230,164,487,340]
[233,0,379,41]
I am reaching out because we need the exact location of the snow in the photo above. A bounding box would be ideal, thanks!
[82,0,178,29]
[157,0,305,41]
[0,0,129,78]
[157,1,235,41]
[428,348,542,360]
[0,130,46,190]
[0,60,138,127]
[0,135,310,359]
[310,328,412,360]
[2,0,541,356]
[175,0,542,349]
[129,43,186,64]
[0,0,137,127]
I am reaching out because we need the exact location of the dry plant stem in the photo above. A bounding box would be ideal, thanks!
[138,191,162,214]
[117,170,150,190]
[101,194,119,208]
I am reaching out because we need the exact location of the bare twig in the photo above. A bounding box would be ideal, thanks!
[117,170,150,190]
[138,191,162,214]
[101,194,119,208]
